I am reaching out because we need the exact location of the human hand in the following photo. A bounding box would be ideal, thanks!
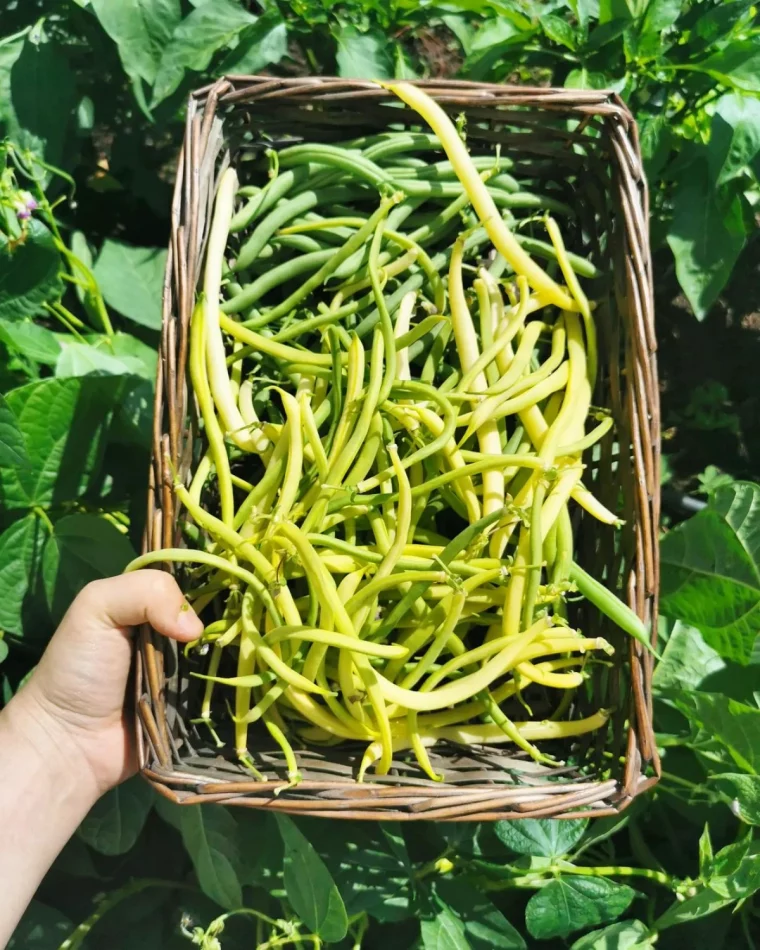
[10,570,203,798]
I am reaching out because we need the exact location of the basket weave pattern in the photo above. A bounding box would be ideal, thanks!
[136,77,660,821]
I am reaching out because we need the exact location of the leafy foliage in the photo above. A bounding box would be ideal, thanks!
[1,1,760,948]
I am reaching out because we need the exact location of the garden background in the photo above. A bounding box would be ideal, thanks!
[2,1,760,947]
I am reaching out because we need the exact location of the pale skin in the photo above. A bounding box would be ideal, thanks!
[0,571,203,946]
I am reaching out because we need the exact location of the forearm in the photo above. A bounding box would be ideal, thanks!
[0,688,100,945]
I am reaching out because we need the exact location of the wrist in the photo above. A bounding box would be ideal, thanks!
[3,682,102,813]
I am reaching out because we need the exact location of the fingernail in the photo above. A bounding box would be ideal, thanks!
[177,600,203,637]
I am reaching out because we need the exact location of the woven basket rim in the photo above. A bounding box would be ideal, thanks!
[136,76,660,820]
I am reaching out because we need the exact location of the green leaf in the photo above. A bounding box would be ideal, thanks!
[290,818,412,922]
[495,817,588,858]
[0,638,8,664]
[276,814,349,943]
[525,876,635,941]
[220,10,288,74]
[565,69,623,90]
[667,158,746,319]
[0,220,63,321]
[151,0,257,105]
[78,776,153,855]
[640,0,681,34]
[420,904,470,950]
[708,93,760,186]
[710,839,760,898]
[56,341,139,378]
[42,513,136,624]
[236,811,284,894]
[0,318,62,365]
[92,240,167,330]
[653,620,725,690]
[542,14,577,50]
[0,31,25,132]
[56,332,156,380]
[2,375,126,511]
[91,0,182,86]
[667,690,760,774]
[108,332,158,379]
[639,113,673,181]
[8,900,73,949]
[695,2,753,48]
[0,392,29,468]
[156,799,243,909]
[0,514,49,639]
[697,39,760,94]
[9,33,76,164]
[570,920,654,949]
[712,774,760,824]
[335,26,393,79]
[660,481,760,662]
[434,879,526,950]
[655,887,733,930]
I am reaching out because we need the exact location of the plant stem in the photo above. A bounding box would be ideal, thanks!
[58,879,194,950]
[486,863,676,891]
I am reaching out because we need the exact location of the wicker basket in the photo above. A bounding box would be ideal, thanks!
[136,76,660,821]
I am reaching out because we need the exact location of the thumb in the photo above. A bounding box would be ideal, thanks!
[64,570,204,642]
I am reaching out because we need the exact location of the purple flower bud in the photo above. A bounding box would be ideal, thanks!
[21,191,37,212]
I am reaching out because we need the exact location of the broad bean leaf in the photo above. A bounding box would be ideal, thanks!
[570,920,654,949]
[0,638,7,664]
[56,333,155,379]
[712,773,760,824]
[335,26,393,79]
[495,817,588,858]
[276,815,348,943]
[639,113,673,181]
[640,0,681,33]
[0,31,25,132]
[435,879,526,950]
[0,392,29,468]
[420,903,469,950]
[8,901,73,949]
[9,33,76,165]
[0,220,63,322]
[708,93,760,186]
[525,876,635,940]
[565,69,624,91]
[151,0,257,105]
[541,14,577,50]
[666,160,746,320]
[220,11,288,74]
[52,835,101,879]
[1,375,125,511]
[0,318,62,365]
[91,0,182,86]
[667,690,760,774]
[92,240,167,329]
[709,838,760,899]
[0,514,49,638]
[660,481,760,661]
[236,811,284,894]
[42,513,136,624]
[291,818,412,922]
[56,342,140,378]
[697,39,760,94]
[653,620,725,690]
[104,332,157,379]
[155,799,243,909]
[78,776,154,855]
[655,887,733,930]
[695,1,753,48]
